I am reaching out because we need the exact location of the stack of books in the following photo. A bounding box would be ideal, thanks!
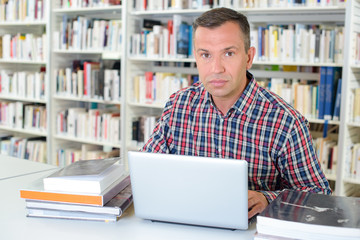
[20,158,132,222]
[255,190,360,240]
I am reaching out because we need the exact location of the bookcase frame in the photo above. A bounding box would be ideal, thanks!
[0,0,51,163]
[48,1,126,166]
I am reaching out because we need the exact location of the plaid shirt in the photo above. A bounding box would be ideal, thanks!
[142,71,332,202]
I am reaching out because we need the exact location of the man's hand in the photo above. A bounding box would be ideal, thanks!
[248,190,268,219]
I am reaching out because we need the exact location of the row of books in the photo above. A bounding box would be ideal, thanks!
[132,72,197,105]
[131,115,160,147]
[0,33,47,61]
[0,69,46,100]
[0,134,47,163]
[132,0,345,11]
[130,19,344,65]
[251,25,344,64]
[130,16,193,59]
[54,15,122,51]
[0,101,47,131]
[56,143,120,167]
[313,137,338,176]
[346,143,360,180]
[59,0,121,8]
[56,107,121,144]
[0,0,46,22]
[20,158,133,222]
[55,61,120,101]
[267,67,342,120]
[353,88,360,123]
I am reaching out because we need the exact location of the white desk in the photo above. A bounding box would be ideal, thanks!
[0,155,57,180]
[0,157,257,240]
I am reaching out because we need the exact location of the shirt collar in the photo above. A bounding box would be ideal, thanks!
[232,71,258,116]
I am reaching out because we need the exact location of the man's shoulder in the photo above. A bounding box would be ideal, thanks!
[256,84,306,123]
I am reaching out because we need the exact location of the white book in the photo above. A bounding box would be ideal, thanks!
[2,34,11,59]
[309,29,316,63]
[34,72,41,99]
[113,70,120,101]
[65,68,72,96]
[43,158,124,194]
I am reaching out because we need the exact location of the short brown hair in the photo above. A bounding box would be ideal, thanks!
[193,8,250,51]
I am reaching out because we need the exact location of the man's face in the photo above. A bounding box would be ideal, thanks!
[193,21,255,107]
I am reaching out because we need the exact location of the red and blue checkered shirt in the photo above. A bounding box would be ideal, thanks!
[142,71,332,202]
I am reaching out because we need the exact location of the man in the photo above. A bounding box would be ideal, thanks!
[142,7,331,219]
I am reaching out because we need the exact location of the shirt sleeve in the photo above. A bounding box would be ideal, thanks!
[141,100,173,153]
[262,119,332,203]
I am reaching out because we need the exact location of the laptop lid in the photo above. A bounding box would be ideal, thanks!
[128,151,248,230]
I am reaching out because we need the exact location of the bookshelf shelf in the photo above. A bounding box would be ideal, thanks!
[53,6,122,14]
[0,126,47,137]
[53,95,122,105]
[0,96,47,104]
[127,101,164,110]
[0,21,47,26]
[347,122,360,128]
[307,119,340,125]
[53,50,121,59]
[131,6,345,17]
[0,59,46,65]
[54,134,122,149]
[344,177,360,185]
[129,56,196,63]
[252,61,344,68]
[129,57,343,67]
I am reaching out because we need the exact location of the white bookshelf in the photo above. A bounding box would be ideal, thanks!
[0,0,51,163]
[336,0,360,196]
[49,2,126,166]
[124,0,358,196]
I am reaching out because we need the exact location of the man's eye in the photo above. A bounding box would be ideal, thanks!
[201,53,211,58]
[225,52,234,57]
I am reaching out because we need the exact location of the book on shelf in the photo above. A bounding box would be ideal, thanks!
[349,143,360,179]
[332,78,342,121]
[20,172,130,206]
[256,190,360,240]
[0,0,45,22]
[25,184,132,222]
[324,66,341,120]
[252,24,344,64]
[353,88,360,122]
[43,158,123,194]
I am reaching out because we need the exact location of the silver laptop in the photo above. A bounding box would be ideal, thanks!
[128,151,249,230]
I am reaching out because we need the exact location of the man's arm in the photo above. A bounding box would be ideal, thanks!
[141,101,173,153]
[263,119,332,203]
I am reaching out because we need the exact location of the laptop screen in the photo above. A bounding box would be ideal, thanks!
[128,151,249,230]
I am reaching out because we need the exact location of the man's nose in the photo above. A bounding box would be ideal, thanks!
[211,56,225,73]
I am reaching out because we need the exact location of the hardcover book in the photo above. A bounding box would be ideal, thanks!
[20,174,130,206]
[256,190,360,240]
[43,158,123,194]
[25,184,133,222]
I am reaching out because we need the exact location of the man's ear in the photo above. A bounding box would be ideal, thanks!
[246,46,256,70]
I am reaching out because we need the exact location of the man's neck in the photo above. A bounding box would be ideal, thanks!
[211,96,236,116]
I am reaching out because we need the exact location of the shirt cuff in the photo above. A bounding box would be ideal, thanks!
[259,190,283,203]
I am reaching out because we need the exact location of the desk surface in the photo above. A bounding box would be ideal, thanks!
[0,155,57,180]
[0,157,257,240]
